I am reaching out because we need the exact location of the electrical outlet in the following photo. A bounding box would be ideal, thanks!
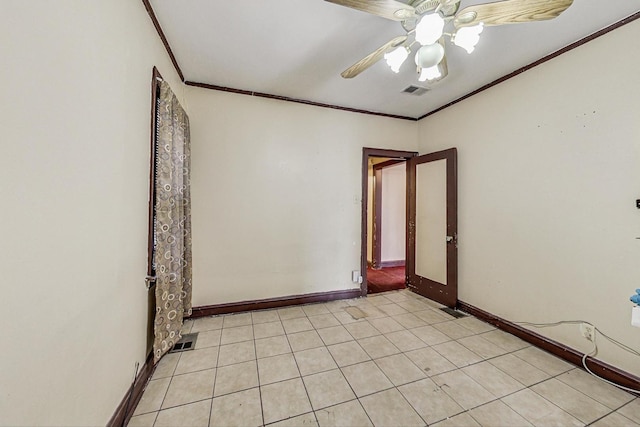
[352,270,360,283]
[632,306,640,327]
[580,323,595,341]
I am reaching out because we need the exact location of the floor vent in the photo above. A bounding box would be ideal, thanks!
[169,333,198,353]
[440,307,467,319]
[402,85,429,95]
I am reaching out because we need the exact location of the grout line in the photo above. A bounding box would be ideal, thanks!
[251,324,266,427]
[208,325,222,427]
[284,325,320,426]
[314,303,376,426]
[585,404,633,427]
[135,290,626,426]
[154,397,213,413]
[146,356,179,419]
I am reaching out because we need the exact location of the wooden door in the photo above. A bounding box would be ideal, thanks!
[406,148,457,307]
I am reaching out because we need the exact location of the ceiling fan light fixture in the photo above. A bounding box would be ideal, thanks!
[452,23,484,54]
[415,13,445,46]
[418,65,442,82]
[414,43,445,69]
[384,46,409,73]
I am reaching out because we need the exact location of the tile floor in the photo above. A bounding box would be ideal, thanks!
[129,289,640,427]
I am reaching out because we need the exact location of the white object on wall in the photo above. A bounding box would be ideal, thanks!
[632,306,640,328]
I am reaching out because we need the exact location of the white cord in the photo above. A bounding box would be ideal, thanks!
[513,320,640,394]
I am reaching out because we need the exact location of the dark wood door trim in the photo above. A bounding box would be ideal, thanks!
[372,159,406,268]
[361,148,418,296]
[147,67,162,281]
[373,166,382,268]
[406,148,457,307]
[145,67,163,356]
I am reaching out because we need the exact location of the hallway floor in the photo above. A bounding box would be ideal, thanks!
[367,266,405,294]
[129,290,640,427]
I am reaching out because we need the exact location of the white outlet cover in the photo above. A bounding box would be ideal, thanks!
[580,323,595,340]
[632,306,640,328]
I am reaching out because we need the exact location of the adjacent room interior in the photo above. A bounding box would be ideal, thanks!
[2,1,640,426]
[366,156,408,294]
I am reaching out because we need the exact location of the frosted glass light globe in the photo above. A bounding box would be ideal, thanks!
[415,13,445,46]
[419,65,442,82]
[453,23,484,54]
[384,46,409,73]
[414,43,445,69]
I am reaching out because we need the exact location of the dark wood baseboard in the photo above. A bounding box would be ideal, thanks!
[378,260,406,268]
[458,301,640,394]
[189,289,363,318]
[107,352,156,427]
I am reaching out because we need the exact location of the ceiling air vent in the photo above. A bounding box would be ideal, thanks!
[402,85,429,96]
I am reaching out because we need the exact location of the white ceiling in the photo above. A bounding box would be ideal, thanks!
[150,0,639,119]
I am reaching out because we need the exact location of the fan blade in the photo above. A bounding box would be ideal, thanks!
[326,0,416,21]
[454,0,573,28]
[341,36,408,78]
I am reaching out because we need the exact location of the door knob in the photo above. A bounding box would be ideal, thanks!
[446,236,454,242]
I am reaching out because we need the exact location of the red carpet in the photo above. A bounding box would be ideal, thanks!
[367,266,406,294]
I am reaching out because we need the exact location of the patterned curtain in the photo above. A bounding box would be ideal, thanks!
[153,81,192,363]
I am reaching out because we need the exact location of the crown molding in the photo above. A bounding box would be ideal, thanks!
[418,11,640,120]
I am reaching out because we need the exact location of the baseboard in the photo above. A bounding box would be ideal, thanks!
[378,260,406,268]
[190,288,363,318]
[107,352,156,427]
[457,301,640,394]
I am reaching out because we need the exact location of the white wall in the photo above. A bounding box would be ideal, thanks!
[186,87,418,305]
[0,1,184,425]
[417,20,640,376]
[381,162,406,263]
[3,2,637,424]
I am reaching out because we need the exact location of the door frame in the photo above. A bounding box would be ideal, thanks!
[145,67,163,355]
[361,148,418,296]
[372,159,406,269]
[406,147,458,307]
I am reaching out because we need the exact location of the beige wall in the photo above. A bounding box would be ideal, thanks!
[186,87,418,306]
[417,20,640,376]
[380,162,406,262]
[0,1,184,425]
[3,1,638,424]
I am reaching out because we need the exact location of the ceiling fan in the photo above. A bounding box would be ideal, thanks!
[326,0,574,83]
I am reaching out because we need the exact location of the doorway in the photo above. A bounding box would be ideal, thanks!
[360,148,417,295]
[361,147,458,308]
[368,158,407,293]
